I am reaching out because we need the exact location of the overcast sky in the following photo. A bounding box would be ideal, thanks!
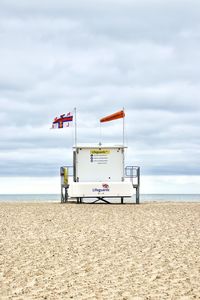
[1,0,200,193]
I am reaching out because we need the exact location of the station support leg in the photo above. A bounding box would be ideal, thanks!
[61,185,69,203]
[121,197,124,204]
[61,186,66,203]
[61,187,64,203]
[64,187,69,203]
[136,187,140,204]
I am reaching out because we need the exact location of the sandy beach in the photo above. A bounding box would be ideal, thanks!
[1,202,200,299]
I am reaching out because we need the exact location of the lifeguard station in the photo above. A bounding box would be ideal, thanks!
[55,109,140,204]
[60,143,140,204]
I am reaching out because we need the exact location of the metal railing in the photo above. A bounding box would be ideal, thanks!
[125,165,140,183]
[60,166,73,177]
[61,166,140,178]
[125,166,140,204]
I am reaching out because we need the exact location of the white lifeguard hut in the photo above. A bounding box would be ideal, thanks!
[60,110,140,204]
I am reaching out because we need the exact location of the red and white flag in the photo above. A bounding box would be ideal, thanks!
[51,112,73,129]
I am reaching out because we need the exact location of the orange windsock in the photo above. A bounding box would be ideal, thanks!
[100,110,125,123]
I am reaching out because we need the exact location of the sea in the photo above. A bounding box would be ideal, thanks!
[0,194,200,203]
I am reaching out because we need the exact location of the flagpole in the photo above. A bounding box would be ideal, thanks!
[123,107,125,181]
[74,107,77,148]
[99,121,102,146]
[123,107,125,147]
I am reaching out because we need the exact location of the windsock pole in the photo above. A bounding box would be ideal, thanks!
[123,107,125,147]
[74,107,77,147]
[122,107,125,180]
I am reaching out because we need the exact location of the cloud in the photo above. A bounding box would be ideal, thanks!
[0,0,200,181]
